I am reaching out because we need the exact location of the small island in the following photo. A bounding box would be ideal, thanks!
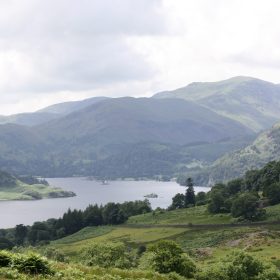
[144,193,158,198]
[0,171,75,201]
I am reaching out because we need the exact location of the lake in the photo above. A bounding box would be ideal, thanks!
[0,178,209,228]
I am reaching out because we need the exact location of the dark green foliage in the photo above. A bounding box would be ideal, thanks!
[0,251,12,267]
[142,240,196,278]
[263,182,280,205]
[0,237,14,250]
[227,178,243,195]
[83,204,103,226]
[169,193,185,210]
[206,161,280,218]
[5,200,152,247]
[208,189,230,214]
[231,193,265,221]
[185,178,196,207]
[102,203,126,225]
[15,225,28,246]
[0,171,16,188]
[120,200,152,219]
[195,192,207,206]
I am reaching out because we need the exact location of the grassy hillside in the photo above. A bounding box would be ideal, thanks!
[154,76,280,132]
[127,206,232,225]
[42,204,280,272]
[198,122,280,184]
[0,170,74,200]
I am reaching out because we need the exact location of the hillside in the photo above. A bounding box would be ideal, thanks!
[0,97,254,177]
[0,170,75,200]
[38,96,109,115]
[0,96,109,126]
[38,97,251,145]
[202,122,280,183]
[154,76,280,132]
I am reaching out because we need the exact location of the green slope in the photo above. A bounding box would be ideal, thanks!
[200,122,280,184]
[0,97,254,177]
[0,170,74,200]
[154,76,280,132]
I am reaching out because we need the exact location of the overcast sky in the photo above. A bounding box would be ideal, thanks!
[1,0,280,115]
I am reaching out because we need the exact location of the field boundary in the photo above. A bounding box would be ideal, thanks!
[122,220,280,229]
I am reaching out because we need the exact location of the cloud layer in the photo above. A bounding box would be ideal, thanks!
[1,0,280,114]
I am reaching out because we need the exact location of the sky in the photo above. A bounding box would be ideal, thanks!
[1,0,280,115]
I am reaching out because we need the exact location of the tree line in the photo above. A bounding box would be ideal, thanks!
[0,200,152,248]
[170,160,280,221]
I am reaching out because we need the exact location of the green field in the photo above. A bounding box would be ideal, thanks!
[127,205,233,225]
[45,204,280,269]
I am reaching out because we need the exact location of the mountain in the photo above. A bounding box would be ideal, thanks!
[153,76,280,132]
[0,97,254,177]
[201,122,280,184]
[0,112,59,126]
[38,96,109,115]
[0,96,109,126]
[38,97,252,146]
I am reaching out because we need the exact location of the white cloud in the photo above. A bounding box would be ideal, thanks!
[1,0,280,114]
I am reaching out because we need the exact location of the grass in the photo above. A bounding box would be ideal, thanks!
[127,205,233,225]
[52,226,114,245]
[51,226,188,258]
[42,204,280,272]
[265,204,280,221]
[0,181,74,200]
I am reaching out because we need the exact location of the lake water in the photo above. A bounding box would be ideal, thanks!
[0,178,209,228]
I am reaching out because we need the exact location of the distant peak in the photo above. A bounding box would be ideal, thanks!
[225,76,258,82]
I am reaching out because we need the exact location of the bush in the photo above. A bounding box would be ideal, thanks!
[12,253,52,275]
[196,251,278,280]
[231,193,265,221]
[0,251,13,267]
[82,242,135,269]
[140,240,196,278]
[263,182,280,205]
[196,265,228,280]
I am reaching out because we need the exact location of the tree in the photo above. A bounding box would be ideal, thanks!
[102,203,125,224]
[231,193,265,221]
[208,190,227,213]
[196,192,207,206]
[227,178,243,195]
[169,193,185,210]
[83,204,103,226]
[263,182,280,205]
[140,240,196,278]
[185,178,195,207]
[15,224,28,245]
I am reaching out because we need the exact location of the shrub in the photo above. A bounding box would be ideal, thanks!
[82,242,135,269]
[12,253,52,275]
[0,251,13,267]
[140,240,196,278]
